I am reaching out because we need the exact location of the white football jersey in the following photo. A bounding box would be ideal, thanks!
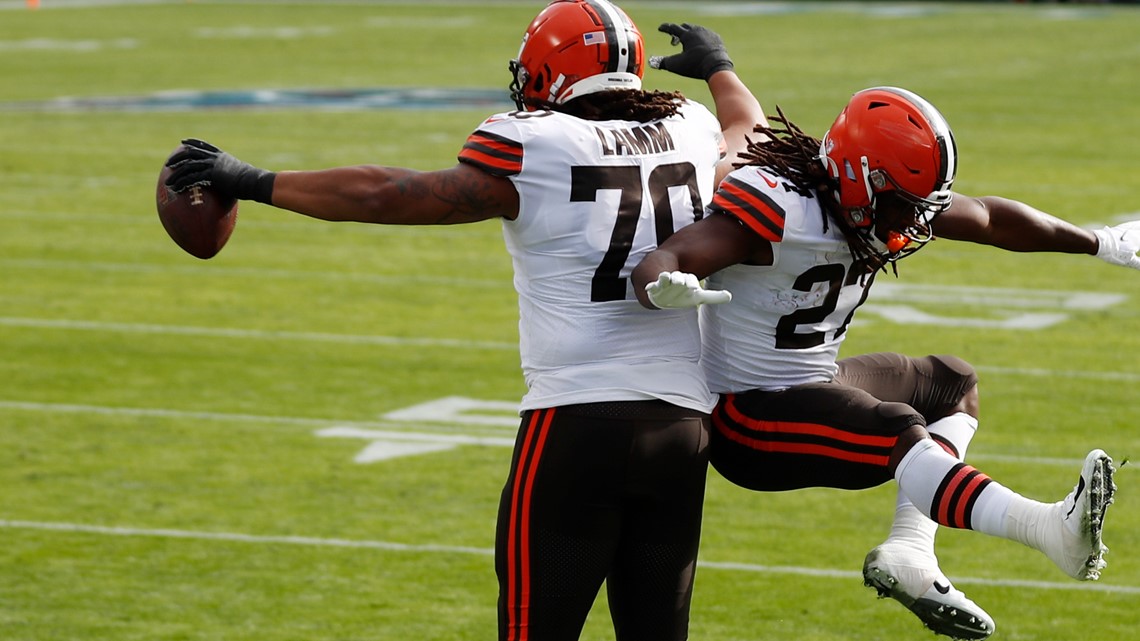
[699,166,876,393]
[459,101,724,412]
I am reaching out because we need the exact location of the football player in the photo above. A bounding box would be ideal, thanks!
[163,2,763,640]
[632,87,1135,640]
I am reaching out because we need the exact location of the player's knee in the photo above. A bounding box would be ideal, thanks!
[879,404,928,473]
[927,355,980,417]
[876,401,925,435]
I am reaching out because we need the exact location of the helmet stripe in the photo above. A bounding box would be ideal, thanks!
[873,86,957,193]
[585,0,632,75]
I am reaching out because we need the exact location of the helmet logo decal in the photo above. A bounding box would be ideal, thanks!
[843,159,856,181]
[547,73,567,102]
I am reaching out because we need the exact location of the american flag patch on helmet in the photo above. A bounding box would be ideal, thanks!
[582,31,606,46]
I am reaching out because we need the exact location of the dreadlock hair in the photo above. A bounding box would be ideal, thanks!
[737,106,893,276]
[542,88,686,123]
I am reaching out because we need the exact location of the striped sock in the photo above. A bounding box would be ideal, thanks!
[895,438,1014,536]
[885,413,980,547]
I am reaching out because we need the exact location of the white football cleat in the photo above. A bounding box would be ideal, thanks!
[863,543,995,640]
[1010,449,1117,580]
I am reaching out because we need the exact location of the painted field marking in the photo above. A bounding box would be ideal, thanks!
[863,284,1125,329]
[0,316,517,351]
[0,37,137,51]
[0,87,513,113]
[0,257,509,288]
[0,398,1113,468]
[320,397,519,461]
[0,399,516,438]
[1,519,1136,595]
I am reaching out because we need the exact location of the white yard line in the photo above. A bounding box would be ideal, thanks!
[0,399,1111,467]
[4,316,1140,385]
[0,257,509,289]
[2,518,1137,594]
[0,399,519,439]
[0,316,517,350]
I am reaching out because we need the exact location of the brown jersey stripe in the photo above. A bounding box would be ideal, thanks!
[459,130,524,177]
[711,177,785,243]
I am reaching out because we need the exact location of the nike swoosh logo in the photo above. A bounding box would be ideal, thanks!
[761,174,778,189]
[933,581,951,595]
[1066,475,1086,518]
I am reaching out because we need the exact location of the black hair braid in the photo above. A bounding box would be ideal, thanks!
[738,106,892,276]
[547,89,686,122]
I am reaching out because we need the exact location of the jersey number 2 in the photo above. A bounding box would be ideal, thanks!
[774,263,874,349]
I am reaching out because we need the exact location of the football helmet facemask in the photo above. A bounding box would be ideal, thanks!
[818,86,958,261]
[509,0,645,111]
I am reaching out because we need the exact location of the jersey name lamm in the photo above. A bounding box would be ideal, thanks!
[594,122,675,156]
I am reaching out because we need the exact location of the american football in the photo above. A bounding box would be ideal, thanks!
[155,147,238,259]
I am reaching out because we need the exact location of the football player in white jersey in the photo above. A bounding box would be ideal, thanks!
[633,87,1137,640]
[162,2,763,639]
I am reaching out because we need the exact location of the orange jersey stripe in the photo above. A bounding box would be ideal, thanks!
[460,130,523,177]
[711,176,785,243]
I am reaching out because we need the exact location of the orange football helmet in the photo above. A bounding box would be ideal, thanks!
[819,87,957,258]
[509,0,645,111]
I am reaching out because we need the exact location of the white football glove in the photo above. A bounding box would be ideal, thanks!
[645,271,732,309]
[1093,221,1140,270]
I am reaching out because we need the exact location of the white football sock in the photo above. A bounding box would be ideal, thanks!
[885,413,979,551]
[895,437,1017,538]
[926,412,978,459]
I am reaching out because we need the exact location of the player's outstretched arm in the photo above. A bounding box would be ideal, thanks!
[935,194,1139,269]
[650,23,765,183]
[935,194,1095,253]
[268,163,516,225]
[165,138,517,225]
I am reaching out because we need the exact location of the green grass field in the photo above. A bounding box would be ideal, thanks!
[2,1,1139,639]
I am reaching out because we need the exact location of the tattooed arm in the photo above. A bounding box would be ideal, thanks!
[269,162,519,224]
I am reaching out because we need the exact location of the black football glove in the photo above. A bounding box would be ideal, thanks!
[165,138,276,204]
[649,23,734,81]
